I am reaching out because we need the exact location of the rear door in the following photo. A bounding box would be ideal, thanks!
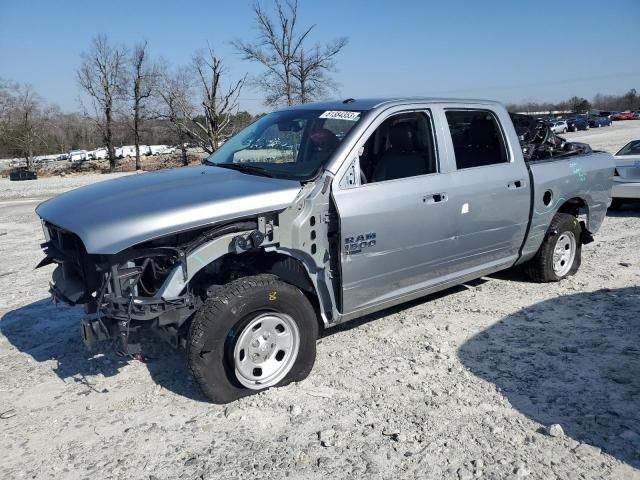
[439,106,530,272]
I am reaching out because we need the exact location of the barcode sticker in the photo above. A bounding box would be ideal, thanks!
[319,110,360,121]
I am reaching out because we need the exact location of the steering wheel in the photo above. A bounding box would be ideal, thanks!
[534,121,550,144]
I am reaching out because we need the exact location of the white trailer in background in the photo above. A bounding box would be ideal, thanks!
[149,145,168,155]
[116,146,136,158]
[69,150,88,163]
[87,148,108,160]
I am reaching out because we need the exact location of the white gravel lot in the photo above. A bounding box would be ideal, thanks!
[0,122,639,480]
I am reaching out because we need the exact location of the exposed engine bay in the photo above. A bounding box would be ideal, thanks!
[509,113,592,161]
[39,218,283,356]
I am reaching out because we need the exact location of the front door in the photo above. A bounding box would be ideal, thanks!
[332,109,458,315]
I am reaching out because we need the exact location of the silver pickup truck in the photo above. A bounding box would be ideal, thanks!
[35,98,614,403]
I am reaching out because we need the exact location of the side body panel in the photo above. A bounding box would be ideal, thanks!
[518,151,614,262]
[334,173,459,313]
[331,102,532,317]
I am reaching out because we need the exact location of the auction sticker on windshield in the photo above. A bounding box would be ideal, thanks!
[319,111,360,121]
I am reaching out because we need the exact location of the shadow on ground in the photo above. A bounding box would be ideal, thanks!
[607,201,640,217]
[459,287,640,468]
[0,298,205,401]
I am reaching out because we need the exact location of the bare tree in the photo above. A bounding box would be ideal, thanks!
[293,39,347,103]
[77,35,126,171]
[233,0,347,106]
[192,47,246,153]
[128,41,158,170]
[155,67,193,165]
[1,83,45,168]
[154,48,245,156]
[623,88,637,110]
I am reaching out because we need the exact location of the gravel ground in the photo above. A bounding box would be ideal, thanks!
[0,123,639,480]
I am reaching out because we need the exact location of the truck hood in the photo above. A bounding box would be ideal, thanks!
[36,166,302,254]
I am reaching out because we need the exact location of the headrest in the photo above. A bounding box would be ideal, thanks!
[469,117,497,146]
[310,128,340,151]
[389,123,414,152]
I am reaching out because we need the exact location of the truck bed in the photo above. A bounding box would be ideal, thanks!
[519,151,614,262]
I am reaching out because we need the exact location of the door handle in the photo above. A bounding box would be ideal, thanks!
[507,179,526,190]
[423,193,447,204]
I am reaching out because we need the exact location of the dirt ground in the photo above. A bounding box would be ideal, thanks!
[0,122,639,480]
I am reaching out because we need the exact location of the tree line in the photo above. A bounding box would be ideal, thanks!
[508,88,638,114]
[0,0,348,170]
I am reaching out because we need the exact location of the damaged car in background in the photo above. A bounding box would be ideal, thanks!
[36,98,614,403]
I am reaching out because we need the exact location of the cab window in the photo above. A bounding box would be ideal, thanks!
[359,111,438,184]
[445,110,509,169]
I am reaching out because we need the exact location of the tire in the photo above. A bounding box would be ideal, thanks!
[525,213,582,283]
[187,274,318,403]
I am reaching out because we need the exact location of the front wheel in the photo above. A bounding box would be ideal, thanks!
[525,213,582,282]
[187,275,318,403]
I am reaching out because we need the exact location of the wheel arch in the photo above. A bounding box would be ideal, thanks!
[188,248,329,331]
[557,196,589,219]
[556,196,593,243]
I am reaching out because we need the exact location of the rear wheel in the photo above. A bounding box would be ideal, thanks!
[187,274,318,403]
[525,213,582,282]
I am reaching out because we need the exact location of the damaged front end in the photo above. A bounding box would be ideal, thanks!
[39,221,196,356]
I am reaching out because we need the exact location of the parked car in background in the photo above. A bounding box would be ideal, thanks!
[9,166,37,181]
[588,116,611,128]
[612,112,635,121]
[566,115,589,132]
[634,112,640,120]
[611,139,640,208]
[596,111,613,120]
[548,120,568,134]
[57,153,69,161]
[69,150,88,163]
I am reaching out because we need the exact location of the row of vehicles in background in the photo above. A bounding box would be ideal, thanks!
[74,145,178,163]
[547,111,639,134]
[35,145,179,165]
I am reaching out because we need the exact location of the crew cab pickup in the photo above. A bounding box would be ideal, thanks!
[35,98,614,403]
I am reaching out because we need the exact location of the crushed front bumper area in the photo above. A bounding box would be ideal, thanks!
[40,222,196,356]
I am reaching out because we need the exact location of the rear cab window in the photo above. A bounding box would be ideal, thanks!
[445,109,510,169]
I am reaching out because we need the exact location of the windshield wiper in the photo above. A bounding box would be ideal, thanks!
[210,163,274,178]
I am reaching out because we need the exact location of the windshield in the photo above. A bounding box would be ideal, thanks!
[616,140,640,156]
[204,109,364,180]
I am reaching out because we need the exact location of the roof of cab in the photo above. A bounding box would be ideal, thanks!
[280,97,505,112]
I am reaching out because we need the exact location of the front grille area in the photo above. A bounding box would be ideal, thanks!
[43,222,102,302]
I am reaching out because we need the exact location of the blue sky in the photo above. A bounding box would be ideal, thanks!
[1,0,638,113]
